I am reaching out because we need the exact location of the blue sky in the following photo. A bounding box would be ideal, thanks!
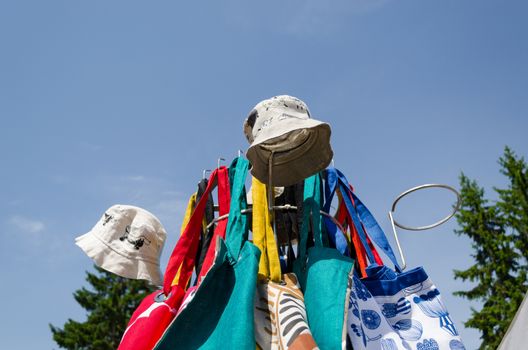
[1,1,527,349]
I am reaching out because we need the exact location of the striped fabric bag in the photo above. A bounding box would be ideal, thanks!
[252,177,318,350]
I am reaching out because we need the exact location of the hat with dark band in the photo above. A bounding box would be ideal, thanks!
[243,95,333,187]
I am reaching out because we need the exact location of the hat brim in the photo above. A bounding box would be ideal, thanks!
[247,121,333,187]
[75,231,163,286]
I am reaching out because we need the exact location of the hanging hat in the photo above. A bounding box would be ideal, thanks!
[243,95,333,187]
[75,205,167,286]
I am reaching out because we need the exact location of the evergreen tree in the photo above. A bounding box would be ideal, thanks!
[454,147,528,350]
[50,266,153,350]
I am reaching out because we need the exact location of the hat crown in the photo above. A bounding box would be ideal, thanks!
[244,95,311,143]
[95,205,166,260]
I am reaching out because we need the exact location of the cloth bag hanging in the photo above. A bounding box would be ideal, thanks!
[117,167,230,350]
[292,174,354,350]
[323,168,390,278]
[154,157,261,350]
[179,171,231,307]
[252,177,317,350]
[193,177,217,281]
[327,168,465,350]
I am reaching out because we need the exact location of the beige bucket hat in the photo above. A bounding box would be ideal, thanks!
[243,95,333,187]
[75,205,167,286]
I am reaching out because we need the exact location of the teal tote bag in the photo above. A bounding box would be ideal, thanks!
[155,157,260,350]
[293,174,355,350]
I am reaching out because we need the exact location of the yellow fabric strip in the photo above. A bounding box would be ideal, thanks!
[252,177,282,282]
[171,192,197,287]
[181,192,197,235]
[252,178,269,279]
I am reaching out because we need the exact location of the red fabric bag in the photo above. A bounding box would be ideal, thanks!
[118,167,230,350]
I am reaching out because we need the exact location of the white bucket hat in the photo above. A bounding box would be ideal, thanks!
[75,205,167,286]
[243,95,333,187]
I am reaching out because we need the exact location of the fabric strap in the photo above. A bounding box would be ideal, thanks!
[332,168,402,272]
[181,193,197,236]
[162,167,229,295]
[323,168,351,256]
[324,168,390,276]
[224,157,250,259]
[193,178,216,282]
[170,192,197,287]
[334,193,370,276]
[196,167,230,283]
[297,174,324,268]
[252,177,282,282]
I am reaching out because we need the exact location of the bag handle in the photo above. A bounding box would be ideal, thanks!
[333,193,370,276]
[252,177,282,282]
[333,191,383,277]
[325,167,385,270]
[224,157,250,259]
[196,167,231,283]
[334,168,402,273]
[162,167,229,295]
[324,168,377,276]
[193,178,216,282]
[297,174,324,268]
[325,168,377,264]
[323,168,351,256]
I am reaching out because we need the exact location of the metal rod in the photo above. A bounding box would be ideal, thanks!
[206,209,252,230]
[213,204,297,211]
[217,157,226,170]
[390,183,461,231]
[206,206,343,233]
[387,183,461,271]
[388,211,407,271]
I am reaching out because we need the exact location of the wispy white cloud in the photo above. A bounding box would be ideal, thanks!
[223,0,392,37]
[123,175,145,182]
[153,196,189,232]
[286,0,391,35]
[154,197,188,216]
[7,199,24,207]
[80,142,103,152]
[9,215,45,234]
[90,173,188,233]
[50,174,70,184]
[4,215,76,265]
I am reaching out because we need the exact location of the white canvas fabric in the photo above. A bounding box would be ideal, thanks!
[348,272,465,350]
[75,204,167,286]
[243,95,333,187]
[498,291,528,350]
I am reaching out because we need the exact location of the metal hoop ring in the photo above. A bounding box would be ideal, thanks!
[390,184,461,231]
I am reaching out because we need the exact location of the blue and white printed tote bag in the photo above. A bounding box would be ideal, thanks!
[350,267,465,350]
[324,168,465,350]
